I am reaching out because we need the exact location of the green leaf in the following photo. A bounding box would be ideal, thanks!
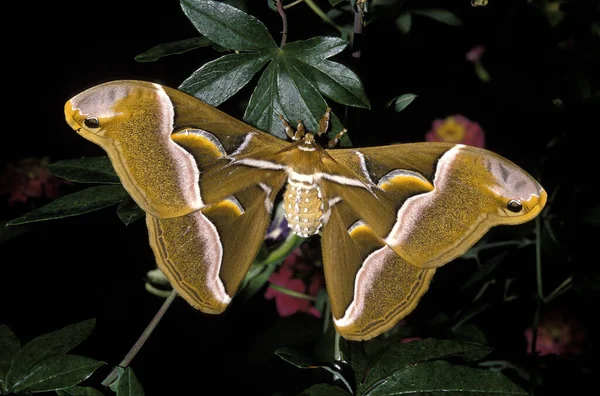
[276,348,352,393]
[243,37,367,138]
[56,386,104,396]
[135,37,212,62]
[246,49,329,137]
[299,383,350,395]
[460,251,510,291]
[238,262,277,300]
[283,37,370,108]
[6,320,96,392]
[56,385,105,395]
[328,0,345,7]
[179,51,272,106]
[12,355,105,393]
[368,360,527,395]
[474,61,491,82]
[109,367,125,393]
[328,112,352,148]
[412,9,462,26]
[180,0,277,51]
[451,323,489,345]
[48,157,119,184]
[396,12,412,34]
[0,325,20,393]
[244,58,286,138]
[361,338,493,393]
[7,186,129,225]
[116,197,145,225]
[387,93,418,112]
[117,367,144,396]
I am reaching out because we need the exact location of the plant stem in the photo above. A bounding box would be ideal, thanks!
[333,331,342,361]
[529,215,544,395]
[260,233,303,267]
[283,0,304,9]
[276,0,288,47]
[268,283,317,301]
[352,1,365,58]
[543,276,572,304]
[535,216,544,300]
[304,0,344,32]
[101,289,178,387]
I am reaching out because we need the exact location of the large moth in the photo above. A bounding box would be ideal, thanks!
[64,80,546,341]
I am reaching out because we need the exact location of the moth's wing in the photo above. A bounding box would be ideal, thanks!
[147,171,286,313]
[66,80,290,313]
[320,143,546,340]
[325,143,547,269]
[147,89,291,312]
[320,198,435,341]
[65,80,287,218]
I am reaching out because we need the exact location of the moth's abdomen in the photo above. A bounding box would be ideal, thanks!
[283,179,327,238]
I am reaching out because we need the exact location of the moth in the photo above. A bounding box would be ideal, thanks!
[64,80,546,341]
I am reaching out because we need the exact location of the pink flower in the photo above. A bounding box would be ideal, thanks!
[425,115,485,148]
[264,249,325,318]
[466,45,486,62]
[0,157,70,204]
[524,308,587,356]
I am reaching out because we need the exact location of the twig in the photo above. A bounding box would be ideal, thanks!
[529,215,544,395]
[333,331,342,362]
[268,283,317,301]
[276,0,288,47]
[352,1,365,58]
[543,276,572,304]
[101,289,178,387]
[304,0,344,32]
[283,0,304,10]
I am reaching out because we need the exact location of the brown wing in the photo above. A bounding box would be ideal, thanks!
[320,142,546,340]
[65,80,290,312]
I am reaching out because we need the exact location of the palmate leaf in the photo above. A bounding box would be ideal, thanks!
[116,367,144,396]
[0,325,20,393]
[412,9,462,27]
[11,355,105,394]
[387,93,418,112]
[56,385,105,395]
[116,197,145,226]
[367,360,527,395]
[244,37,368,139]
[180,0,277,51]
[7,185,129,226]
[283,37,370,109]
[135,37,212,62]
[179,51,273,106]
[299,383,350,396]
[5,320,96,393]
[359,338,493,393]
[275,348,353,394]
[178,0,368,139]
[48,157,119,184]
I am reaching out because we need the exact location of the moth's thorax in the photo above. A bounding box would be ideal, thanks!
[283,174,328,238]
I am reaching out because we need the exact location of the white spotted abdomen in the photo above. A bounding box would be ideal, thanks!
[283,179,327,237]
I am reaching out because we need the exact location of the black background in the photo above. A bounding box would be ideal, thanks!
[1,0,597,395]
